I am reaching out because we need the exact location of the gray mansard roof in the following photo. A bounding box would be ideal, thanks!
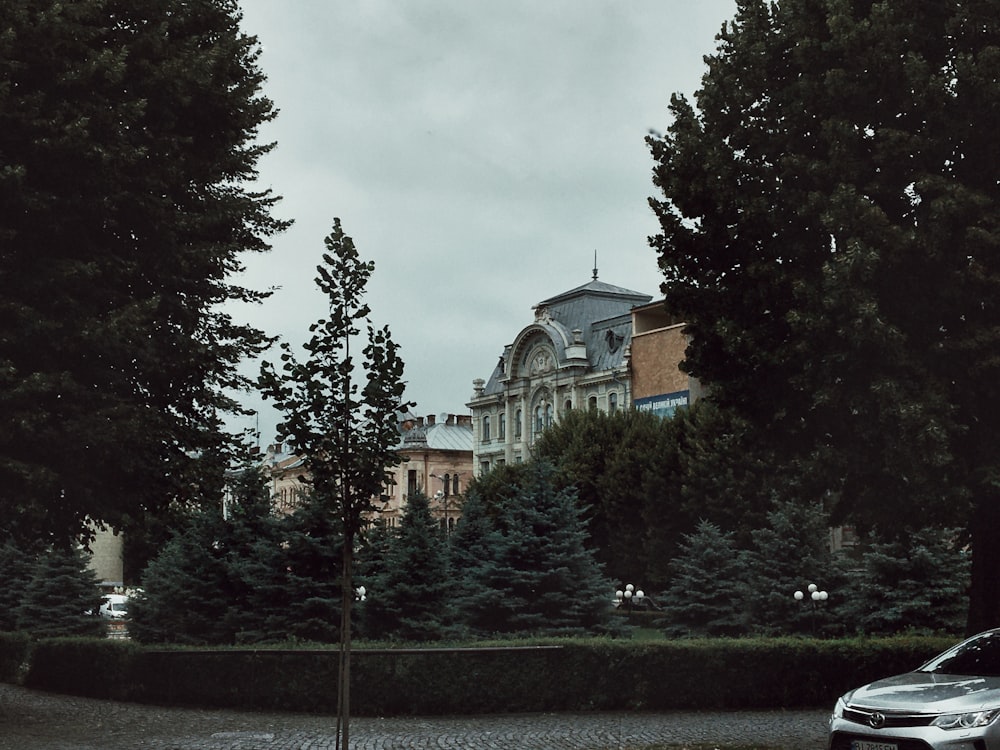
[476,276,652,397]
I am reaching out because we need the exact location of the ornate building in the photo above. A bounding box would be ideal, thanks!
[258,412,473,532]
[467,273,652,473]
[377,412,473,532]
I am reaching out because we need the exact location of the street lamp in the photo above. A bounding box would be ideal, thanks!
[793,582,828,634]
[793,582,828,604]
[430,472,463,533]
[615,583,645,616]
[433,489,450,533]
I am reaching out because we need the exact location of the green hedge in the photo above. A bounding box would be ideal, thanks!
[14,635,955,715]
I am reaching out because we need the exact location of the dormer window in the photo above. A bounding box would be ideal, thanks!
[606,330,624,353]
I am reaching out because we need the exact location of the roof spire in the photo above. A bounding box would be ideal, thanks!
[592,250,598,281]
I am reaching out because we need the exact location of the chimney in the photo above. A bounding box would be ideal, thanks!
[426,414,436,425]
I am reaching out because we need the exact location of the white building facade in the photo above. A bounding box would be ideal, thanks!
[467,274,651,474]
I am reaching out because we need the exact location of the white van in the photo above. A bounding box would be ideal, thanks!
[99,594,129,619]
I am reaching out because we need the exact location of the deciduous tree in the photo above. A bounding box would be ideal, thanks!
[0,0,287,546]
[649,0,1000,632]
[259,219,408,749]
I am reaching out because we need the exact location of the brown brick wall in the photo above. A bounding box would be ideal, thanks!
[630,325,688,400]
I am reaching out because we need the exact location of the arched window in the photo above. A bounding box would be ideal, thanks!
[564,399,572,413]
[588,395,598,410]
[443,473,451,496]
[609,392,619,414]
[515,409,523,437]
[498,413,506,440]
[482,415,491,441]
[453,475,461,494]
[545,403,553,428]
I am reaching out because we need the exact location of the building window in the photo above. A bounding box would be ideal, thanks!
[545,403,553,428]
[443,473,451,496]
[564,399,572,413]
[588,395,598,410]
[407,469,417,497]
[453,475,461,494]
[515,409,523,437]
[609,392,618,413]
[482,415,491,441]
[480,461,490,475]
[498,413,505,440]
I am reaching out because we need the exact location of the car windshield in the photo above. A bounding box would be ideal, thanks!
[921,632,1000,677]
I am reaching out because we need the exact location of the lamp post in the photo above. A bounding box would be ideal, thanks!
[615,583,645,617]
[793,582,828,634]
[430,472,463,533]
[433,489,449,533]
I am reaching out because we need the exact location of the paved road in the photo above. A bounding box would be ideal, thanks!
[0,683,830,749]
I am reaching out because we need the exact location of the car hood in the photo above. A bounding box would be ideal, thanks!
[849,672,1000,713]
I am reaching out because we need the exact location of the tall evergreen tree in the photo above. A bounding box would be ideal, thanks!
[130,505,235,645]
[363,492,453,641]
[14,545,105,639]
[220,467,290,644]
[840,528,970,635]
[659,520,747,637]
[281,494,344,644]
[0,0,288,546]
[259,219,409,749]
[743,499,846,635]
[453,462,613,638]
[648,0,1000,632]
[0,540,38,632]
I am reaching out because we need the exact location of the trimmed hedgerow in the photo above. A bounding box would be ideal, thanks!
[14,635,955,715]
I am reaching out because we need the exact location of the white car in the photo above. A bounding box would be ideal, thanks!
[99,594,129,620]
[829,628,1000,750]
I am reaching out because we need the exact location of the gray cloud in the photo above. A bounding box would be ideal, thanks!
[230,0,737,442]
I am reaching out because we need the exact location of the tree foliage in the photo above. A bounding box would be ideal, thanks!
[14,545,105,639]
[534,404,773,590]
[362,492,454,641]
[0,0,288,546]
[742,499,848,635]
[658,520,748,637]
[451,462,614,638]
[840,528,970,635]
[648,0,1000,631]
[129,504,235,645]
[258,219,409,747]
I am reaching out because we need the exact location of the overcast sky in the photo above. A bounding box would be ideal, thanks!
[230,0,738,444]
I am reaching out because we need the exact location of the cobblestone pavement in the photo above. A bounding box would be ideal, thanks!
[0,683,830,750]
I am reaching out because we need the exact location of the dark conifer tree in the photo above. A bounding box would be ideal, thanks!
[841,528,970,635]
[363,492,453,641]
[742,499,847,635]
[15,545,105,638]
[129,506,235,645]
[281,495,344,644]
[659,520,747,637]
[453,462,613,637]
[0,540,38,632]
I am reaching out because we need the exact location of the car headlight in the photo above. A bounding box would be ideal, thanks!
[832,693,852,719]
[932,709,1000,730]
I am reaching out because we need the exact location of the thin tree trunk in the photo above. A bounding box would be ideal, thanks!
[337,532,354,750]
[966,495,1000,635]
